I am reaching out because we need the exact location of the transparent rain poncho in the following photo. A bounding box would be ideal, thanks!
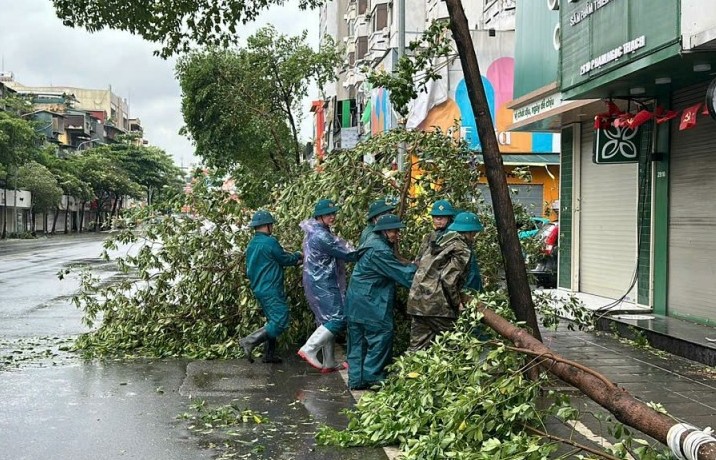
[300,219,358,325]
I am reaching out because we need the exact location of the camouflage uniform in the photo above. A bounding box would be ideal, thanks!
[406,231,471,350]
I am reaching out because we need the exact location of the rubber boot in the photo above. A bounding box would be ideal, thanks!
[261,338,282,364]
[297,325,333,370]
[320,337,347,374]
[239,327,269,363]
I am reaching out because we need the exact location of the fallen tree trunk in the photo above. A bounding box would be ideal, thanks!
[477,302,716,460]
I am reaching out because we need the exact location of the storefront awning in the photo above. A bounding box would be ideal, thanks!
[475,154,561,166]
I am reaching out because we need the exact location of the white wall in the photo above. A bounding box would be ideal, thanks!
[681,0,716,49]
[0,189,32,208]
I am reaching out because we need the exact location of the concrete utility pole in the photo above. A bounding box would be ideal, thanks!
[443,0,542,341]
[396,0,407,171]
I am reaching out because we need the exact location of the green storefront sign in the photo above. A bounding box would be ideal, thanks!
[593,126,641,164]
[561,0,679,94]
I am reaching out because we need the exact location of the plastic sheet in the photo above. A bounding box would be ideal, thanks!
[300,219,357,325]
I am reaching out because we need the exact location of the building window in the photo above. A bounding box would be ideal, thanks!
[349,52,356,66]
[357,36,368,60]
[373,3,388,32]
[358,0,367,15]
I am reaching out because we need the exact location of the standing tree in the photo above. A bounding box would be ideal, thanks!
[0,111,39,237]
[16,161,63,234]
[176,26,340,206]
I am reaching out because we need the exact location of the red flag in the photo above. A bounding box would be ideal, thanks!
[612,112,633,128]
[605,101,624,117]
[679,103,702,130]
[594,114,611,130]
[654,106,679,124]
[626,110,653,129]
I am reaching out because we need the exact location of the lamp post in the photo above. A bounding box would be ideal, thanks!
[76,139,105,151]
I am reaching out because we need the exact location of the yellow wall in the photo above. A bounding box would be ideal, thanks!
[477,164,560,220]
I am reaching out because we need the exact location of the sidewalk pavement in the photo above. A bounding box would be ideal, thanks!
[542,322,716,430]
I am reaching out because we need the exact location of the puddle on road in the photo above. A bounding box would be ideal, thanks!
[178,360,387,460]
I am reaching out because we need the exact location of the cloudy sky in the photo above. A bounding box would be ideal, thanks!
[0,1,319,167]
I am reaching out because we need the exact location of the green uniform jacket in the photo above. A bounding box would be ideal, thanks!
[358,223,375,247]
[465,251,483,292]
[407,231,471,318]
[345,234,416,327]
[245,233,301,297]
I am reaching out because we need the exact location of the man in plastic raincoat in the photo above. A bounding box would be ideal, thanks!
[358,197,397,246]
[298,199,362,373]
[240,210,302,363]
[407,212,484,350]
[345,213,417,390]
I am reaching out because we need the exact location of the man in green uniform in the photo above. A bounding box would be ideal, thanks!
[240,210,302,363]
[358,197,397,246]
[345,213,417,390]
[416,199,457,263]
[406,211,483,350]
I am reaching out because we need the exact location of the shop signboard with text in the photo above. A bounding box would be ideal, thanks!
[560,0,679,92]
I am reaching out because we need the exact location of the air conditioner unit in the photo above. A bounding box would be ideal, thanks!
[547,0,559,10]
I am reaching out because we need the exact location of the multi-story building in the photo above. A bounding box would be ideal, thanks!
[314,0,561,217]
[4,76,142,149]
[508,0,716,327]
[1,75,145,234]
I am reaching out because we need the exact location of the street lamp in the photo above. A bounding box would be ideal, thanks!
[76,139,106,151]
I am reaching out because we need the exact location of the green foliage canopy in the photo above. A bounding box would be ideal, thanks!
[0,110,40,181]
[176,26,341,206]
[52,0,326,58]
[16,161,63,213]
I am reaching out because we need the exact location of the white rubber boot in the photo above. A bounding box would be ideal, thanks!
[298,325,333,370]
[320,337,347,374]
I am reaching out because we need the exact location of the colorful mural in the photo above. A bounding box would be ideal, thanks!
[450,57,557,153]
[412,32,559,154]
[371,87,393,135]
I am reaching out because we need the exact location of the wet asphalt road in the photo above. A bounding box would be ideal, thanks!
[0,234,386,460]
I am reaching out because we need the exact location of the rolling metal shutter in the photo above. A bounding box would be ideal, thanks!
[668,82,716,321]
[477,184,545,216]
[579,123,638,300]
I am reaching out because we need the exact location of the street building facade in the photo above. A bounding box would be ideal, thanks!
[0,74,146,234]
[508,0,716,326]
[314,0,560,217]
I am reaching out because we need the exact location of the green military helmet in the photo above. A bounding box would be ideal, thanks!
[448,212,484,232]
[249,210,275,227]
[430,199,457,216]
[373,213,406,232]
[313,198,340,217]
[366,197,397,221]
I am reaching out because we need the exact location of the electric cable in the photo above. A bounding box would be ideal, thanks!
[594,104,654,318]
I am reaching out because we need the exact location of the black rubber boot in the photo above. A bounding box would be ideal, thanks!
[261,338,282,364]
[239,327,269,363]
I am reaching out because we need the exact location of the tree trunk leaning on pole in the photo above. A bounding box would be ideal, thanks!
[476,301,716,459]
[444,0,541,341]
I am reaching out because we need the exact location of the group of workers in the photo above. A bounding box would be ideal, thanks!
[239,197,484,390]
